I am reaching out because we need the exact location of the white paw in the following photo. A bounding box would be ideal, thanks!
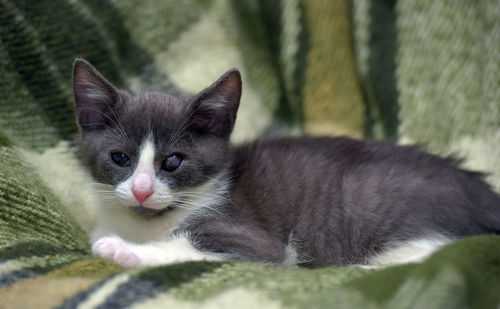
[92,235,141,267]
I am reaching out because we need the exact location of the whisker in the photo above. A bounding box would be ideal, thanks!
[80,122,128,144]
[78,107,129,142]
[106,103,130,143]
[166,106,198,149]
[171,204,220,219]
[82,92,129,142]
[86,181,114,186]
[205,174,238,209]
[87,185,114,190]
[175,192,225,198]
[172,197,234,223]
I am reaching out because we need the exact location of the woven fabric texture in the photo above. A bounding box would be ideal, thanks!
[1,0,499,308]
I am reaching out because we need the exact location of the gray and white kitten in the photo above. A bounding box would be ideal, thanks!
[73,59,500,268]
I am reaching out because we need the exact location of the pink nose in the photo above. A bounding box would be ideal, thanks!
[132,172,154,204]
[133,189,153,204]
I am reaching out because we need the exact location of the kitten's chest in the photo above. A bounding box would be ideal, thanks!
[91,200,194,243]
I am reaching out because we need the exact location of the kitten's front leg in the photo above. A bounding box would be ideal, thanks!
[92,233,222,267]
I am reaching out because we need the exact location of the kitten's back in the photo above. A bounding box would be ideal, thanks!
[228,136,500,266]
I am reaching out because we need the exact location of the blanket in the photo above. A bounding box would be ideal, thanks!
[1,0,499,308]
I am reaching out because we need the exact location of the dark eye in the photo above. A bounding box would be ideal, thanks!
[111,152,131,167]
[162,154,183,172]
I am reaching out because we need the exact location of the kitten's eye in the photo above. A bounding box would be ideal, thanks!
[162,154,183,172]
[111,152,131,167]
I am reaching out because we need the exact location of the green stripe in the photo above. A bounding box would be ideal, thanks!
[230,0,309,128]
[0,242,86,260]
[291,0,309,127]
[276,0,309,127]
[229,1,281,126]
[0,1,76,141]
[257,0,293,123]
[365,0,399,139]
[139,261,225,289]
[0,132,12,148]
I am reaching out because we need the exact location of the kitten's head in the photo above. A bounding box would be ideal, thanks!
[73,59,241,216]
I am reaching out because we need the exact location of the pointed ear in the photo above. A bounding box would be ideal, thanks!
[73,58,121,131]
[189,69,242,138]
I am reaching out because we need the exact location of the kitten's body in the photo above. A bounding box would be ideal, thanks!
[192,137,499,267]
[74,59,500,268]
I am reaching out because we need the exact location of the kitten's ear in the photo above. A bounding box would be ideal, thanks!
[73,59,121,131]
[189,69,242,138]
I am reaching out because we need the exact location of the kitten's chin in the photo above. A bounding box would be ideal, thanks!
[129,205,175,218]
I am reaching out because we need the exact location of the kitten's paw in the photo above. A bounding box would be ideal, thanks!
[92,236,140,267]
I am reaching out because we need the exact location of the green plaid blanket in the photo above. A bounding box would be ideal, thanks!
[1,0,499,308]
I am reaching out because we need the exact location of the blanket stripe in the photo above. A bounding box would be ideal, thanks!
[365,0,399,139]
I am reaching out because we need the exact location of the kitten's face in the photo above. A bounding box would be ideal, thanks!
[73,59,241,216]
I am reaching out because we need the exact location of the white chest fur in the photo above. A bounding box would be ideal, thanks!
[90,201,194,243]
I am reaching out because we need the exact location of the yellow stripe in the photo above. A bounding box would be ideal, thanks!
[302,0,364,137]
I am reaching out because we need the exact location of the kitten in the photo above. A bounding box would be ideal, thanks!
[73,59,500,268]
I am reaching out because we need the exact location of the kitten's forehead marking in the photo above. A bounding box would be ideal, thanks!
[137,136,155,172]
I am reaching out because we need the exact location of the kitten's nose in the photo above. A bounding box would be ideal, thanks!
[133,189,153,204]
[132,172,154,204]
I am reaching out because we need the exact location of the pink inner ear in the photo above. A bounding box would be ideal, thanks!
[73,59,119,129]
[190,69,242,137]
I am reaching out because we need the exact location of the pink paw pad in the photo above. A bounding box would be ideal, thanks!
[92,236,140,267]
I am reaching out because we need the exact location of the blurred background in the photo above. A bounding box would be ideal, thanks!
[0,0,499,191]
